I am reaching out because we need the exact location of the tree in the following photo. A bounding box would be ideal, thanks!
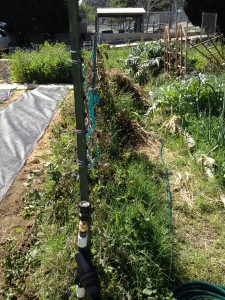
[79,4,95,23]
[183,0,225,35]
[136,0,170,13]
[83,0,109,6]
[108,0,170,11]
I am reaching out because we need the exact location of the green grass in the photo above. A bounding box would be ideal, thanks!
[161,133,225,286]
[97,41,225,295]
[90,154,175,299]
[188,42,225,72]
[29,226,77,300]
[1,88,176,299]
[99,45,132,70]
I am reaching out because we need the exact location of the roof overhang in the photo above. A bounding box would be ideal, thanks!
[97,7,146,18]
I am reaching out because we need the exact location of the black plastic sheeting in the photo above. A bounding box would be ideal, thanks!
[0,85,70,202]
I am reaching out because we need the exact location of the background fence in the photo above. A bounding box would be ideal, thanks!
[88,11,217,41]
[201,13,217,36]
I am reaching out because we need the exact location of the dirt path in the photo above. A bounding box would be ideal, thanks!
[0,91,63,286]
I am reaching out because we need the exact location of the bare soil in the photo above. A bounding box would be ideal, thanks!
[0,90,26,110]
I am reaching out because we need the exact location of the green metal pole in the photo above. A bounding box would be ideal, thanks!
[67,3,100,300]
[67,0,89,202]
[92,35,97,91]
[95,7,98,35]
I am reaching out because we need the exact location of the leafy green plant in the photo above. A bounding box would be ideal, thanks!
[7,74,177,299]
[9,42,72,83]
[1,239,28,299]
[125,41,166,85]
[155,74,225,116]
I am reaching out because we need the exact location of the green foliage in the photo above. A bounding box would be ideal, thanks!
[188,42,225,72]
[1,240,27,298]
[164,133,225,285]
[101,46,131,70]
[125,41,165,85]
[0,95,79,299]
[195,196,214,213]
[29,105,78,298]
[188,47,210,71]
[79,3,95,23]
[10,43,72,84]
[107,92,144,156]
[5,37,225,300]
[152,72,225,186]
[3,72,177,298]
[91,59,177,297]
[155,73,225,116]
[31,227,77,299]
[90,154,175,299]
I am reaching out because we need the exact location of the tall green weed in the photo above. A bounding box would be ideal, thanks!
[152,73,225,185]
[9,43,72,84]
[91,155,175,299]
[155,73,225,116]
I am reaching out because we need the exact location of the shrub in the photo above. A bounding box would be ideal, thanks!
[9,43,72,84]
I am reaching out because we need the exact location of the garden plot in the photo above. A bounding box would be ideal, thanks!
[0,85,71,202]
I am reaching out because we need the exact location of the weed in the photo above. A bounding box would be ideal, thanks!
[89,152,177,299]
[9,43,72,83]
[1,239,29,299]
[195,197,214,213]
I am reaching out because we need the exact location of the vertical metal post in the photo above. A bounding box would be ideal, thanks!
[95,7,98,42]
[92,35,97,91]
[67,3,100,300]
[67,0,89,202]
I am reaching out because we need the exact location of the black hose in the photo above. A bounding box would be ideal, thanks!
[75,252,100,300]
[173,280,225,300]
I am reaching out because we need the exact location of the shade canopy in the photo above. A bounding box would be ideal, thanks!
[96,7,146,18]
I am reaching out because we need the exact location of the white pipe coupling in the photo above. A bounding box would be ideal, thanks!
[78,233,88,248]
[76,285,85,298]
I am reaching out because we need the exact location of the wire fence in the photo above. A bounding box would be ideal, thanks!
[87,11,217,42]
[201,13,217,36]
